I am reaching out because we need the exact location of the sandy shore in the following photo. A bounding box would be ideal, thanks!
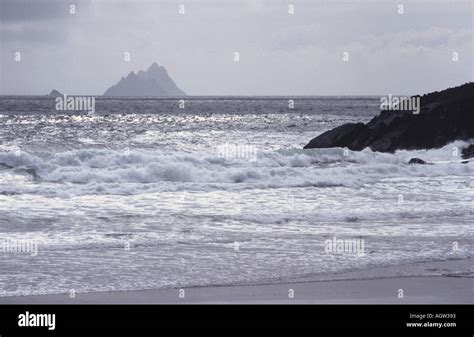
[1,259,472,304]
[0,276,472,304]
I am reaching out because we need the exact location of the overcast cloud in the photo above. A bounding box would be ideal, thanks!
[0,0,472,95]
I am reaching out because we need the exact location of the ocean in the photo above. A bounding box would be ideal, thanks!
[0,96,472,296]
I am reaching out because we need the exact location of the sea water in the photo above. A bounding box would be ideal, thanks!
[0,96,472,296]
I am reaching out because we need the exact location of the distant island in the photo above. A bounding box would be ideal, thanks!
[103,62,186,97]
[47,89,63,97]
[304,82,474,159]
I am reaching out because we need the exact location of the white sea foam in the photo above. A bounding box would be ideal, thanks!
[0,98,472,298]
[0,141,472,196]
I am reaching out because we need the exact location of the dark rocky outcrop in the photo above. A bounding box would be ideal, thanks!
[104,62,186,97]
[304,83,474,153]
[461,144,474,159]
[303,123,371,150]
[408,158,430,165]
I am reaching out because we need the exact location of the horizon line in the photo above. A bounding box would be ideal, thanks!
[0,93,414,98]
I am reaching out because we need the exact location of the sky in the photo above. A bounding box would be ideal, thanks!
[0,0,472,96]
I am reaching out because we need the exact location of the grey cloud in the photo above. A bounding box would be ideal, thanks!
[0,22,69,44]
[0,0,69,21]
[0,0,472,95]
[0,0,91,44]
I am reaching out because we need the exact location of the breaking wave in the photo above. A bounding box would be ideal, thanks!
[0,141,472,196]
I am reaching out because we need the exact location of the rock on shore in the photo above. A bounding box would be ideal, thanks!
[304,83,474,153]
